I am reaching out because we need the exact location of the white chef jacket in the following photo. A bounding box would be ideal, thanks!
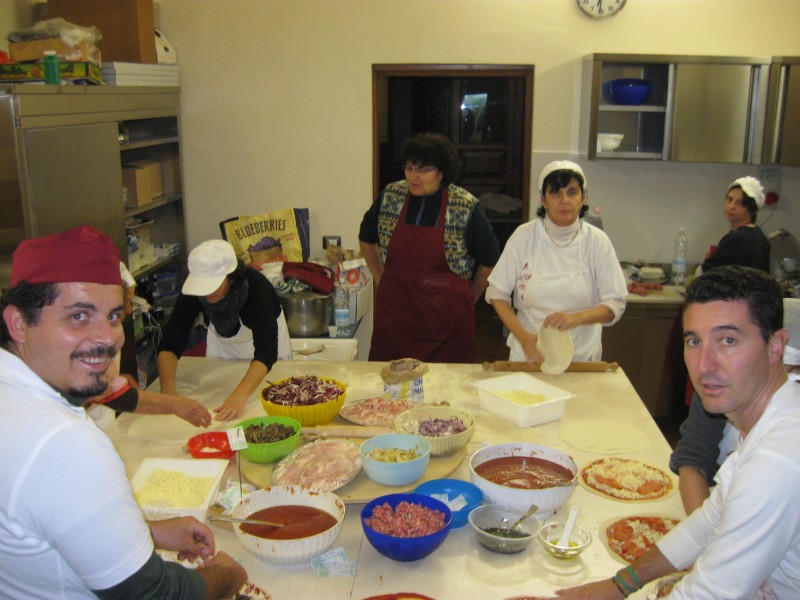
[658,380,800,599]
[486,218,627,361]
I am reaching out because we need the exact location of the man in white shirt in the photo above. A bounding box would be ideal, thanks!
[0,226,246,599]
[533,265,800,600]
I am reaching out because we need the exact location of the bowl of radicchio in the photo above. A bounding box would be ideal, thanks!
[394,406,475,457]
[260,375,346,426]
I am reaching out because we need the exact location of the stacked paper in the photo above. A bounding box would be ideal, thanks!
[102,62,179,86]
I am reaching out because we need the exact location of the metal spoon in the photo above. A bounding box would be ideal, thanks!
[508,503,539,532]
[208,514,284,528]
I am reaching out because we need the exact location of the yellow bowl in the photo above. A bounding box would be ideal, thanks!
[260,376,346,426]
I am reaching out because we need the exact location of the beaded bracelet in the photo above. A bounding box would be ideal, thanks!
[614,572,636,595]
[610,575,629,598]
[625,565,643,589]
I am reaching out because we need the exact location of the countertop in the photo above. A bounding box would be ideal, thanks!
[107,358,685,600]
[625,284,685,304]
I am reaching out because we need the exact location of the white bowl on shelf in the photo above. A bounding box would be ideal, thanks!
[597,133,624,152]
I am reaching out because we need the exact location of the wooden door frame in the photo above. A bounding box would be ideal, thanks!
[372,64,534,213]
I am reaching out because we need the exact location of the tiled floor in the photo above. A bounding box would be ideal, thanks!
[473,301,686,448]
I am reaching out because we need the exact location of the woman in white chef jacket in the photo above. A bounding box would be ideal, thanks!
[157,240,291,421]
[485,161,627,364]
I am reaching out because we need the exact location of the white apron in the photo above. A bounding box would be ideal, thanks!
[508,221,601,362]
[206,311,292,362]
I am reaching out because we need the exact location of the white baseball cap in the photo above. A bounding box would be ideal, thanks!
[182,240,237,296]
[728,176,765,209]
[538,160,587,194]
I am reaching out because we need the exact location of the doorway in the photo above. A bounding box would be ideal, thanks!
[372,64,534,248]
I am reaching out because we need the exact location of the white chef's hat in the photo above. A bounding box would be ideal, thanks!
[538,161,587,194]
[728,176,765,209]
[784,298,800,365]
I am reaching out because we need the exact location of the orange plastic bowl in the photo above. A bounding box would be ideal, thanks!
[187,431,235,460]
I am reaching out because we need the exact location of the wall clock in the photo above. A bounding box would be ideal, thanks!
[576,0,627,19]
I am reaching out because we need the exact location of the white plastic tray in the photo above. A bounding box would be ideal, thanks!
[475,372,574,427]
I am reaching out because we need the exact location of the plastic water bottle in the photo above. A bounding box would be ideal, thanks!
[672,228,688,286]
[334,276,351,337]
[43,51,61,85]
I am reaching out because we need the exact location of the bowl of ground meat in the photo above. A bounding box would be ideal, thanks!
[361,493,452,561]
[260,376,346,426]
[234,415,301,463]
[469,443,578,518]
[394,406,475,457]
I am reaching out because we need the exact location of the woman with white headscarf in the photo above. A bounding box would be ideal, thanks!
[700,176,770,273]
[485,161,628,364]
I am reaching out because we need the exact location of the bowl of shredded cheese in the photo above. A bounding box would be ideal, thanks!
[360,433,431,486]
[474,372,575,428]
[131,458,228,521]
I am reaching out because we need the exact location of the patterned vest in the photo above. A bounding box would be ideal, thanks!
[376,181,477,279]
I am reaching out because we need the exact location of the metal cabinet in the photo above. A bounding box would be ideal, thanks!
[0,84,187,385]
[581,54,770,163]
[763,56,800,166]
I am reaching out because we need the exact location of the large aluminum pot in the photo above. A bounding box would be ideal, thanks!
[278,291,332,338]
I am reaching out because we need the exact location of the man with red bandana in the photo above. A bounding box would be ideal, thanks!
[0,226,246,599]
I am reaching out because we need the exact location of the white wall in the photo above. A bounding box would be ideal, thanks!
[4,1,800,265]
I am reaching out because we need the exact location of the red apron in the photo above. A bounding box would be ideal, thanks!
[369,189,475,363]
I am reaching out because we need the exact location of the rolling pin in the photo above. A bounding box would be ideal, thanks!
[482,361,619,372]
[301,425,392,438]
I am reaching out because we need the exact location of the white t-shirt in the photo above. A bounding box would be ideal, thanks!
[0,349,153,598]
[486,218,627,361]
[659,380,800,599]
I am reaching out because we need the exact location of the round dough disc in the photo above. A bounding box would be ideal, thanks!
[538,327,574,375]
[558,420,651,454]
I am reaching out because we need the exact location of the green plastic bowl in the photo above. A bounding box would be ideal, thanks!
[235,415,301,463]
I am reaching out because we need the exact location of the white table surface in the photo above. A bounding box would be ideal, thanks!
[107,358,686,600]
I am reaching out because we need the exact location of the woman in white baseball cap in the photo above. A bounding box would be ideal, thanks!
[157,239,291,421]
[700,176,771,274]
[485,160,628,365]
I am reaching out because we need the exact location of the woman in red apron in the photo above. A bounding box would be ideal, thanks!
[359,132,500,363]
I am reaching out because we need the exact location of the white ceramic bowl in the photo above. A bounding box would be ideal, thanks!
[394,406,475,457]
[232,486,345,566]
[360,433,431,486]
[469,443,577,517]
[597,133,624,152]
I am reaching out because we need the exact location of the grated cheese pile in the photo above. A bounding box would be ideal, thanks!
[582,458,672,501]
[134,468,215,508]
[495,390,547,406]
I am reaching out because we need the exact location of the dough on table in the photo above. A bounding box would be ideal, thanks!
[125,414,220,442]
[557,420,650,454]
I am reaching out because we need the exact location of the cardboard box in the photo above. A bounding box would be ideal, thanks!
[0,61,102,84]
[8,39,101,66]
[48,0,158,64]
[122,160,164,207]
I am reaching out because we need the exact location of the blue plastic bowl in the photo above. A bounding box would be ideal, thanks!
[361,493,452,561]
[360,433,431,486]
[608,78,653,105]
[414,478,483,529]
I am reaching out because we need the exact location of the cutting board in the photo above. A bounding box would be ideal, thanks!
[238,438,466,504]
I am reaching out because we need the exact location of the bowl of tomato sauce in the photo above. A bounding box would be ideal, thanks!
[469,443,577,518]
[231,485,345,566]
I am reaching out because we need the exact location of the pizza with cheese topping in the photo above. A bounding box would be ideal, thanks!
[579,457,674,502]
[606,515,680,563]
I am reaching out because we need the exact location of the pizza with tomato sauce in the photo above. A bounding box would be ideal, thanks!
[606,515,680,563]
[579,457,674,502]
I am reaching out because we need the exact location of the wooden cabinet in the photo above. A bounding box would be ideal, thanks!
[763,56,800,166]
[601,301,687,418]
[581,54,770,163]
[0,84,186,385]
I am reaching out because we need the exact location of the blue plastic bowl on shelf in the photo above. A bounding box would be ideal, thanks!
[608,78,653,105]
[361,493,452,561]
